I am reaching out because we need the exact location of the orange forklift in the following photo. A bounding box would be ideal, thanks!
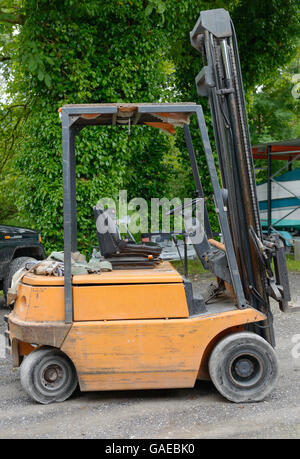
[5,9,290,404]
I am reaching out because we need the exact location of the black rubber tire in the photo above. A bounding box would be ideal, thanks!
[3,256,36,307]
[208,331,279,403]
[20,346,78,404]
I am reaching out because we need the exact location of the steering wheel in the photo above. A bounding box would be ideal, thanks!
[164,197,202,216]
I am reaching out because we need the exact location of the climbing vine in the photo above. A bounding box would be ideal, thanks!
[0,0,298,251]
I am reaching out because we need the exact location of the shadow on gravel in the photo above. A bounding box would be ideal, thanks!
[70,380,219,404]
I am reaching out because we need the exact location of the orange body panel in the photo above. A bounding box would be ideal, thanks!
[22,274,64,286]
[14,282,65,322]
[19,261,186,322]
[22,261,182,287]
[73,282,188,321]
[73,261,182,284]
[61,308,266,392]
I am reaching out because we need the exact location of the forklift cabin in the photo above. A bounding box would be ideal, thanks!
[7,9,287,404]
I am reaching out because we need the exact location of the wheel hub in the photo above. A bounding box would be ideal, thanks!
[42,364,63,387]
[234,358,254,378]
[229,352,263,388]
[44,366,59,383]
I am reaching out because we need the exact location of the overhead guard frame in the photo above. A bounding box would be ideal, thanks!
[61,103,247,324]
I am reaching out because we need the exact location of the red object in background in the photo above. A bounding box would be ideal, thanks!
[252,139,300,161]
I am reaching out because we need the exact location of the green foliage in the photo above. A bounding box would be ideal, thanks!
[7,0,176,252]
[0,101,30,225]
[286,254,300,273]
[231,0,300,91]
[250,51,300,184]
[123,127,176,202]
[171,258,208,276]
[250,58,300,145]
[0,0,299,253]
[163,0,299,233]
[0,160,18,223]
[173,254,300,275]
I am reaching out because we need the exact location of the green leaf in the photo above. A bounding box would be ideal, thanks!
[145,5,153,16]
[44,73,52,88]
[28,56,38,72]
[157,1,166,14]
[37,69,44,81]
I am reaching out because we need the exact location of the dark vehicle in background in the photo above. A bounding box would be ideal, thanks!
[0,225,45,305]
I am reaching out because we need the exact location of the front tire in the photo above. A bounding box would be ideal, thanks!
[209,331,279,403]
[20,347,78,404]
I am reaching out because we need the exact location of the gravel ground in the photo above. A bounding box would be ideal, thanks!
[0,273,299,439]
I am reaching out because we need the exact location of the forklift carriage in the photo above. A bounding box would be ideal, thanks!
[6,9,289,404]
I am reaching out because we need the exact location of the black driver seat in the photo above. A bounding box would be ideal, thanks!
[93,205,162,268]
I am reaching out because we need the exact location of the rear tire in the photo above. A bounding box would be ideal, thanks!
[20,346,78,404]
[209,331,279,403]
[3,256,36,307]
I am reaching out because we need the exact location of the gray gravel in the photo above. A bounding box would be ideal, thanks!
[0,273,299,439]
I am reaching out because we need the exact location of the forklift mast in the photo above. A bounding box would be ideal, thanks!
[190,9,291,346]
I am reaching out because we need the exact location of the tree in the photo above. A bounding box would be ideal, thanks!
[0,0,299,251]
[249,52,300,145]
[1,0,175,251]
[249,50,300,184]
[163,0,300,228]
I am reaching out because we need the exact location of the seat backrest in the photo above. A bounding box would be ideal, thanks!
[93,205,121,257]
